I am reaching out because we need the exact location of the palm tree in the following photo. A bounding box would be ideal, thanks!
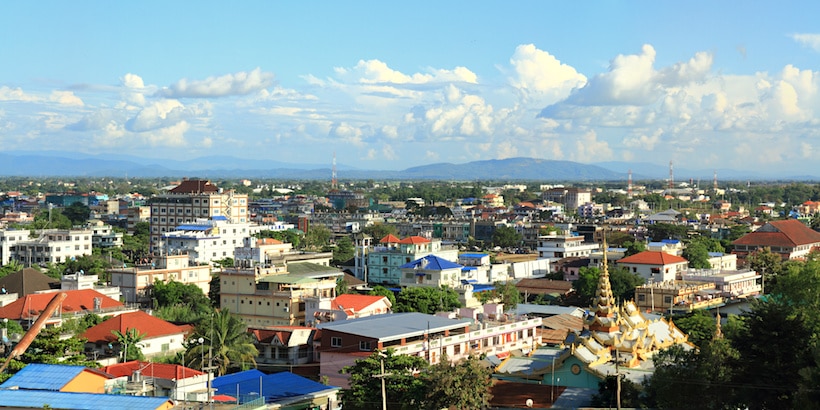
[185,308,257,376]
[112,328,146,362]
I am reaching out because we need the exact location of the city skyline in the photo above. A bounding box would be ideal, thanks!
[2,2,820,174]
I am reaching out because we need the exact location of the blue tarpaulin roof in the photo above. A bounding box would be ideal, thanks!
[212,370,337,403]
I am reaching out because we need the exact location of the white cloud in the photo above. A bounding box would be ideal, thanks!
[49,91,83,106]
[623,128,663,150]
[335,59,477,84]
[791,33,820,52]
[0,86,39,102]
[571,130,612,162]
[565,44,661,106]
[126,100,186,132]
[508,44,587,103]
[158,68,275,98]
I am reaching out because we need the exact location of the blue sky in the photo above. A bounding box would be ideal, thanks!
[2,1,820,174]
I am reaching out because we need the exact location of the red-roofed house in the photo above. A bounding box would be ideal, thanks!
[617,251,689,282]
[0,289,133,327]
[732,219,820,261]
[379,234,400,245]
[309,294,392,325]
[81,311,191,362]
[103,360,209,401]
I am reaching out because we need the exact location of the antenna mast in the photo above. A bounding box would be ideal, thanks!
[627,169,633,199]
[331,152,338,191]
[668,160,674,190]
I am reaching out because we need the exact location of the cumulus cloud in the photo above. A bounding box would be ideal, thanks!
[0,86,39,102]
[508,44,587,103]
[791,33,820,52]
[564,44,661,106]
[158,68,275,98]
[623,128,663,150]
[126,100,187,132]
[571,130,612,162]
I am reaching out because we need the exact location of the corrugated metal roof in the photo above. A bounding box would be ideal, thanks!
[212,370,338,402]
[316,312,470,341]
[0,363,85,391]
[399,255,461,270]
[173,224,210,231]
[0,390,172,409]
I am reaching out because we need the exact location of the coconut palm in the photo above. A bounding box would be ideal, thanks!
[185,308,257,376]
[112,328,146,362]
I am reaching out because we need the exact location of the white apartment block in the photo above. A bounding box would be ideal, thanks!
[161,217,253,265]
[86,220,124,248]
[108,254,212,305]
[0,229,32,266]
[148,179,248,252]
[12,229,93,265]
[536,234,600,262]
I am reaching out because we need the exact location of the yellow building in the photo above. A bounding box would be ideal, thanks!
[220,262,343,327]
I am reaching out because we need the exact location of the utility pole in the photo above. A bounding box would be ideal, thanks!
[373,351,392,410]
[615,350,622,410]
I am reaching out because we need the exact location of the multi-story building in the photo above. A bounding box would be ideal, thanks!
[125,206,150,234]
[148,179,248,252]
[542,187,592,212]
[679,268,761,299]
[536,234,600,262]
[161,217,253,265]
[86,220,123,248]
[219,263,343,328]
[11,228,93,265]
[317,310,542,388]
[0,229,32,266]
[366,235,459,285]
[732,219,820,261]
[108,254,212,305]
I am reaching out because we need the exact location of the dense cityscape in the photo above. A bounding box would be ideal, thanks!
[0,174,818,409]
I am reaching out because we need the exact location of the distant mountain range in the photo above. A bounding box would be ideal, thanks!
[0,151,815,181]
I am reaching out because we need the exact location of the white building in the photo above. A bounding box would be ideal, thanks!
[0,229,32,266]
[161,217,253,265]
[86,220,124,248]
[679,268,761,299]
[12,228,93,265]
[536,233,600,262]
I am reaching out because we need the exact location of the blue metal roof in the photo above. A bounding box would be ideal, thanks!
[399,255,462,270]
[0,390,172,409]
[174,224,210,231]
[459,253,489,258]
[0,363,86,391]
[212,215,228,221]
[661,239,680,244]
[212,370,337,403]
[708,252,725,257]
[462,266,477,271]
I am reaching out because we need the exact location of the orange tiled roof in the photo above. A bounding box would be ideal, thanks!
[81,311,189,343]
[103,360,203,380]
[398,236,430,244]
[331,294,390,314]
[258,238,283,245]
[618,251,688,265]
[0,289,123,320]
[733,219,820,247]
[379,234,400,244]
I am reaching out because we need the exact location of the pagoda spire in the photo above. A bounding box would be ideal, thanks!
[713,307,723,340]
[587,227,619,333]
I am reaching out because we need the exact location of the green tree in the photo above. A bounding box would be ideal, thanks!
[422,355,493,410]
[622,240,646,257]
[368,285,397,306]
[682,240,711,268]
[304,225,331,250]
[185,309,258,376]
[62,202,91,225]
[208,274,221,308]
[746,247,784,291]
[646,223,688,241]
[361,223,398,242]
[572,267,644,307]
[477,281,520,311]
[590,374,643,409]
[395,286,461,314]
[571,267,600,307]
[341,349,429,410]
[32,208,72,230]
[0,259,24,279]
[112,327,147,362]
[492,226,522,248]
[671,310,716,347]
[332,236,355,265]
[152,279,211,311]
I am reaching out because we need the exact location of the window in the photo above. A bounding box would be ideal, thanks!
[638,294,646,302]
[331,337,342,347]
[664,296,673,304]
[405,272,413,279]
[359,341,371,351]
